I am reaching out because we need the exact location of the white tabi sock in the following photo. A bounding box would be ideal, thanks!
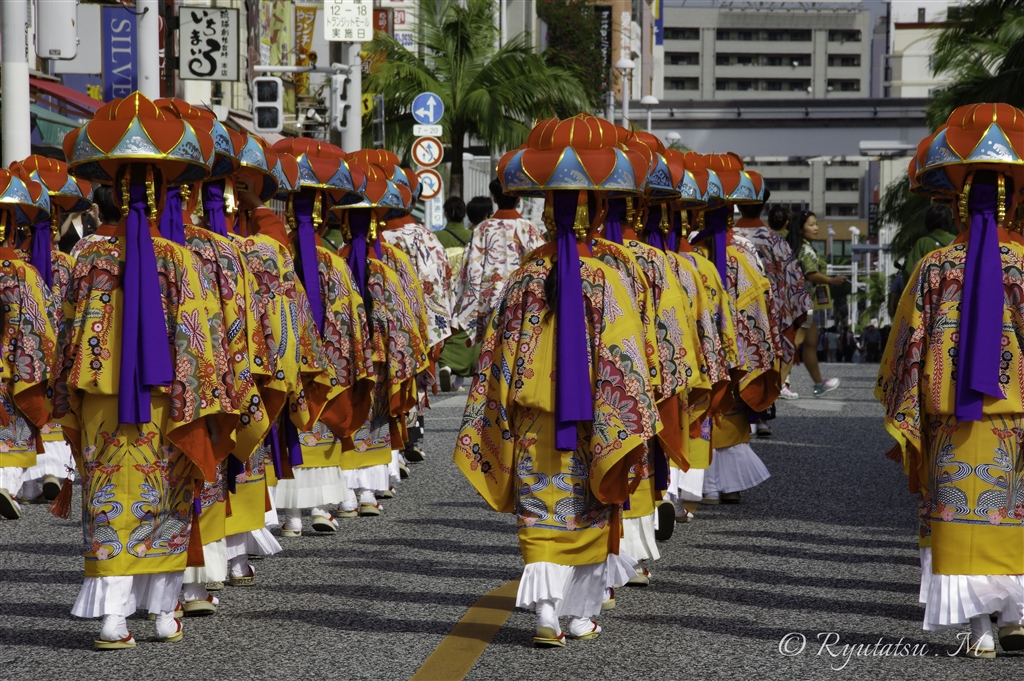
[567,616,601,637]
[182,583,210,602]
[229,553,250,579]
[536,599,560,635]
[358,490,377,505]
[971,615,995,651]
[283,509,302,532]
[154,611,181,639]
[99,614,129,642]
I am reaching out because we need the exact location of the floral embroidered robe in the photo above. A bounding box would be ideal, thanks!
[453,213,547,344]
[455,245,660,566]
[381,219,454,348]
[54,228,240,577]
[877,231,1024,575]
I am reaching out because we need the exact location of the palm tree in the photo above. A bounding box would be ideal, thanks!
[877,179,936,264]
[926,1,1024,128]
[362,0,591,197]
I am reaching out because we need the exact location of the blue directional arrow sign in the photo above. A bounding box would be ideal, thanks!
[412,92,444,125]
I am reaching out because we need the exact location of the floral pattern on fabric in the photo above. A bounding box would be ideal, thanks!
[379,242,433,355]
[0,256,57,466]
[381,223,454,347]
[734,222,811,364]
[453,251,660,542]
[453,216,546,344]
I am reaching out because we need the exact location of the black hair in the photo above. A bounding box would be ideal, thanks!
[489,178,518,210]
[786,209,815,255]
[92,185,122,225]
[466,196,493,226]
[767,205,790,232]
[738,202,764,219]
[924,203,953,233]
[443,196,466,222]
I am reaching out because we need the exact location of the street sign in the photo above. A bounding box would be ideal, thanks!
[426,196,445,231]
[179,7,239,81]
[412,137,443,169]
[413,124,442,137]
[417,169,443,200]
[324,0,373,42]
[361,93,374,116]
[412,92,444,125]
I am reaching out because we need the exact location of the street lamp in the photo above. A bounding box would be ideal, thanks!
[640,95,659,133]
[849,226,861,329]
[827,224,835,266]
[615,58,635,129]
[666,131,681,149]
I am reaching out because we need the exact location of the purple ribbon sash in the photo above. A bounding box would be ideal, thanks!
[346,210,373,302]
[955,182,1005,421]
[604,199,626,245]
[203,181,229,237]
[284,418,303,467]
[292,194,326,336]
[267,424,284,481]
[30,222,53,288]
[119,185,173,425]
[158,186,185,245]
[552,192,594,451]
[691,206,729,284]
[644,205,668,252]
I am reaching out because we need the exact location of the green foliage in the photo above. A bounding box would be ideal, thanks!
[362,0,591,197]
[927,1,1024,129]
[537,0,605,109]
[877,178,937,264]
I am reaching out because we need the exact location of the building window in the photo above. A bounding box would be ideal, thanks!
[716,54,730,65]
[764,80,783,91]
[717,29,730,40]
[717,29,810,41]
[665,27,699,40]
[716,79,730,90]
[828,79,860,92]
[825,204,860,217]
[828,30,861,42]
[737,80,753,91]
[918,7,926,21]
[716,53,811,67]
[826,178,859,192]
[737,30,754,40]
[667,78,700,91]
[827,54,861,67]
[790,80,809,91]
[737,54,753,65]
[668,52,700,65]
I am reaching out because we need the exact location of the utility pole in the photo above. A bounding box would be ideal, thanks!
[137,0,161,98]
[2,0,32,166]
[342,42,362,152]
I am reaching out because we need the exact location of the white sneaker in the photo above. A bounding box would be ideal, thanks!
[780,384,799,400]
[438,366,452,392]
[813,378,840,397]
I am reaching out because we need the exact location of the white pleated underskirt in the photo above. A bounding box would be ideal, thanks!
[265,484,278,527]
[667,466,705,502]
[621,513,661,562]
[71,572,184,618]
[0,466,26,497]
[388,450,401,486]
[224,528,282,558]
[342,464,390,494]
[24,440,75,481]
[919,547,932,606]
[275,466,349,509]
[182,538,228,584]
[516,552,638,619]
[923,572,1024,631]
[703,443,770,496]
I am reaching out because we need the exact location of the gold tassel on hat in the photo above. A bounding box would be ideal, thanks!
[286,195,297,232]
[680,208,690,234]
[573,190,588,239]
[659,204,671,234]
[542,195,555,236]
[120,177,130,218]
[312,191,323,230]
[998,175,1006,227]
[145,167,157,221]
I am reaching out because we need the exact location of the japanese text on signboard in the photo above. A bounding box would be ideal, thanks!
[324,0,372,42]
[179,7,239,81]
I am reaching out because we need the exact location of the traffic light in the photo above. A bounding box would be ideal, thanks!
[252,77,283,134]
[331,73,352,133]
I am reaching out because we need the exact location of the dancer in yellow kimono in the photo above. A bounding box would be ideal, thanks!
[689,153,781,505]
[332,154,429,516]
[457,116,659,646]
[0,168,58,521]
[59,93,242,649]
[271,139,373,532]
[6,156,90,507]
[878,103,1024,658]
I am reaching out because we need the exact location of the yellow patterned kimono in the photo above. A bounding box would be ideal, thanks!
[294,243,374,472]
[40,250,75,451]
[184,224,274,546]
[0,251,57,470]
[379,239,439,350]
[877,232,1024,575]
[334,249,426,470]
[229,221,336,525]
[54,227,240,577]
[674,247,742,469]
[693,238,781,449]
[455,244,660,566]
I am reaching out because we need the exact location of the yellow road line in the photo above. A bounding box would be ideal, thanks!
[410,580,519,681]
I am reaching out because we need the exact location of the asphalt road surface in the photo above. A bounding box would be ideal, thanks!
[1,363,1020,680]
